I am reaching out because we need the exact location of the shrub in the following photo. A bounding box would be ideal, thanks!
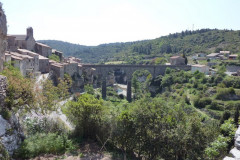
[194,97,212,109]
[208,101,224,111]
[65,94,108,140]
[216,87,236,100]
[14,133,76,159]
[24,117,70,136]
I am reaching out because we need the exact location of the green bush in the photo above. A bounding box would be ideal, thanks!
[14,133,76,159]
[194,97,212,109]
[207,101,224,111]
[216,87,236,100]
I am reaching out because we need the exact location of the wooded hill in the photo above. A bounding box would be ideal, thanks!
[39,29,240,63]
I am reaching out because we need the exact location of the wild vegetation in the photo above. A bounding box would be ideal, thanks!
[1,60,240,159]
[39,29,240,64]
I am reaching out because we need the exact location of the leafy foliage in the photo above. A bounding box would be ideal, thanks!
[14,133,76,159]
[64,94,107,139]
[49,54,60,62]
[0,64,35,111]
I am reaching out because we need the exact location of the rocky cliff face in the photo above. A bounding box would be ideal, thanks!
[0,2,7,72]
[0,3,23,157]
[0,114,24,156]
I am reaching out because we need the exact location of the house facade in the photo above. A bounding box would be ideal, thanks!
[169,56,185,65]
[191,64,209,75]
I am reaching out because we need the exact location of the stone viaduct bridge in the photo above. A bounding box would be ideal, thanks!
[81,64,191,102]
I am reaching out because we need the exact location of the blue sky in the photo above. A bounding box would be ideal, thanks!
[1,0,240,46]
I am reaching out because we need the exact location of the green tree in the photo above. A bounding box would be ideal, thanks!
[1,64,35,111]
[182,53,188,64]
[57,74,72,99]
[35,79,59,114]
[65,94,106,139]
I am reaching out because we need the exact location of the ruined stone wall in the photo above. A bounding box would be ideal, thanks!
[50,64,64,81]
[0,3,7,72]
[0,75,7,107]
[39,58,50,73]
[35,44,52,57]
[53,50,63,62]
[64,63,78,77]
[12,58,27,76]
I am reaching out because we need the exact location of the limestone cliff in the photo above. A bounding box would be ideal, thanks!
[0,2,7,72]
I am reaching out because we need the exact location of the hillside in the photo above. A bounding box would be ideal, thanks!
[39,29,240,63]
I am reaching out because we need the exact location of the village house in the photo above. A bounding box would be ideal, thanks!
[206,53,222,59]
[38,55,50,73]
[169,56,185,65]
[35,42,52,57]
[191,64,209,75]
[197,53,206,57]
[5,51,35,76]
[220,51,230,57]
[64,56,82,64]
[229,54,238,60]
[17,49,39,72]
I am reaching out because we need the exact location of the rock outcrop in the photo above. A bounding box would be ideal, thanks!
[0,114,24,156]
[0,2,7,72]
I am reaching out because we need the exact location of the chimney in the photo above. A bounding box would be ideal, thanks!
[26,27,33,38]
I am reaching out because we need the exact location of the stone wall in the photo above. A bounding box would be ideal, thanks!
[35,43,52,57]
[39,58,50,73]
[0,75,7,107]
[0,3,7,72]
[227,65,240,72]
[64,63,78,77]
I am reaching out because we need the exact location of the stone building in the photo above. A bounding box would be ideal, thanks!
[5,51,35,76]
[35,42,52,57]
[7,27,52,58]
[191,64,209,75]
[38,55,50,73]
[17,49,39,72]
[8,27,35,51]
[169,56,185,65]
[0,3,7,72]
[64,56,81,64]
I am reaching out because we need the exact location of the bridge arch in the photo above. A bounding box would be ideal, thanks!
[81,64,191,102]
